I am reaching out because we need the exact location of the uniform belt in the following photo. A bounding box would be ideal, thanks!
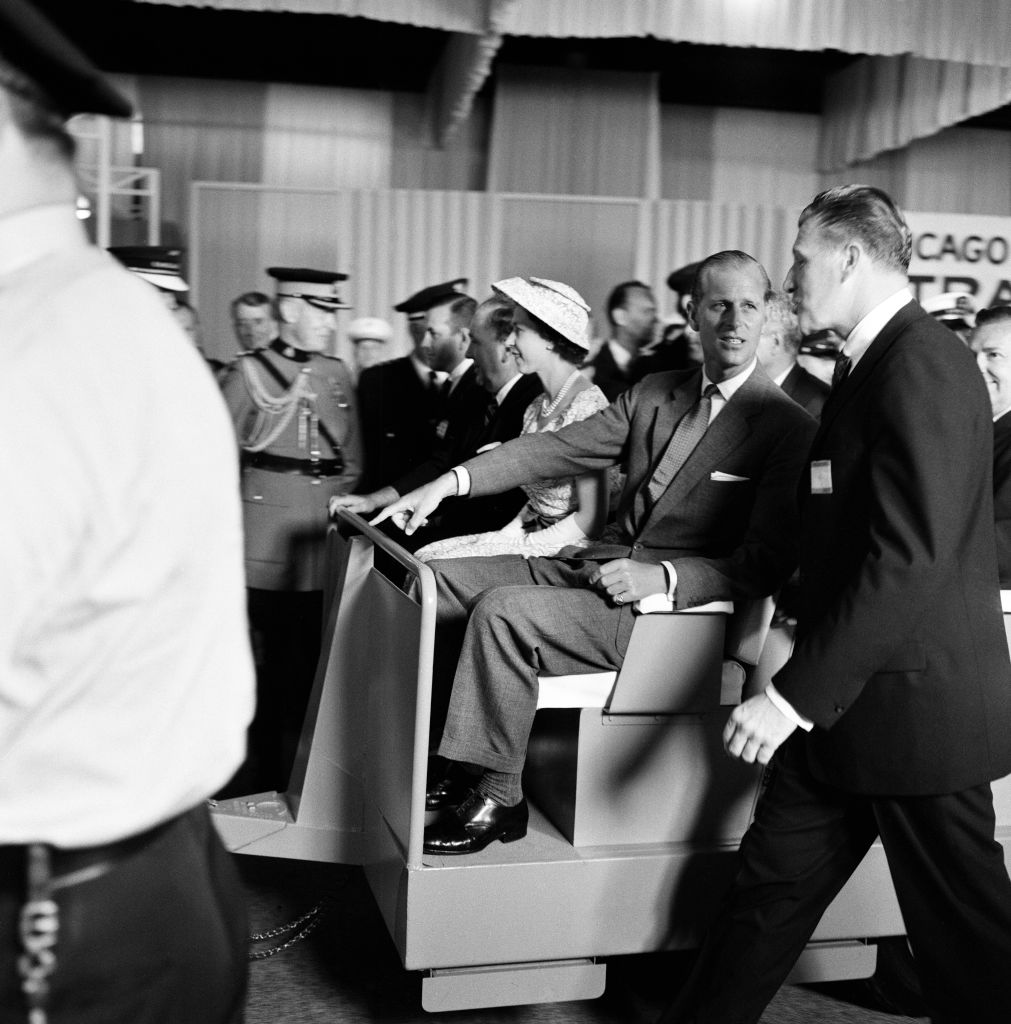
[0,812,180,892]
[242,451,344,476]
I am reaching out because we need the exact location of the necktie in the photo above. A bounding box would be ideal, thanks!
[831,354,852,390]
[429,371,439,390]
[647,383,719,505]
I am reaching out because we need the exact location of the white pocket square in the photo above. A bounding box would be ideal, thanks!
[710,471,750,482]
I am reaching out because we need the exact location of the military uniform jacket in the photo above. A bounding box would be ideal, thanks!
[773,304,1011,796]
[221,341,362,591]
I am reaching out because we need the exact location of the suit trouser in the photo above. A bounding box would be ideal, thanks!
[658,739,1011,1024]
[0,805,248,1024]
[429,554,634,773]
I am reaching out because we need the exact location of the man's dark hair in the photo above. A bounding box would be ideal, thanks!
[230,291,274,317]
[475,296,514,345]
[445,294,477,332]
[975,304,1011,329]
[606,280,653,327]
[0,53,75,162]
[799,185,912,273]
[691,251,772,309]
[525,309,585,367]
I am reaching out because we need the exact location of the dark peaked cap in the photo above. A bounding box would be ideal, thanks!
[0,0,132,118]
[666,261,702,295]
[394,278,469,315]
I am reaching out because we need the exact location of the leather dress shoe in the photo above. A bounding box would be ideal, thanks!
[425,762,479,811]
[423,791,528,855]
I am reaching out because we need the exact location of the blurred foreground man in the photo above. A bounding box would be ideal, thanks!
[0,3,254,1022]
[659,186,1011,1024]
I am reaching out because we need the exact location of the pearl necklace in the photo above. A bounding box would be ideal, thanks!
[540,369,582,419]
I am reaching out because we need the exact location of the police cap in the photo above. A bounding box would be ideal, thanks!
[347,316,393,343]
[666,262,702,295]
[799,328,843,357]
[109,246,189,292]
[394,278,469,318]
[922,291,976,328]
[0,0,132,118]
[268,267,351,310]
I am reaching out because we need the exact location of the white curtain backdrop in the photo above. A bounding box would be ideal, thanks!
[261,84,393,190]
[820,55,1011,171]
[130,0,1011,67]
[489,66,658,197]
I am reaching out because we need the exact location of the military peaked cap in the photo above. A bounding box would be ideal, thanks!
[666,262,702,295]
[0,0,132,118]
[268,267,351,310]
[394,278,469,316]
[109,246,188,292]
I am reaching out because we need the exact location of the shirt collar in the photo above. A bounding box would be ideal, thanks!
[772,364,792,387]
[702,356,758,402]
[843,288,912,369]
[495,373,523,406]
[0,203,89,280]
[447,357,473,389]
[607,339,634,371]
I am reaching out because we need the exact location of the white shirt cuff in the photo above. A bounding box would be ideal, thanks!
[765,682,814,731]
[632,561,678,613]
[451,466,470,496]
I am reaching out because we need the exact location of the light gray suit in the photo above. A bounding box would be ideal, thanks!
[432,365,817,773]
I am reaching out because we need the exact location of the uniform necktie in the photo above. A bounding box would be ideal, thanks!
[647,383,719,505]
[831,354,852,390]
[429,371,439,390]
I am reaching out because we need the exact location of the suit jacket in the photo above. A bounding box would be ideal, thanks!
[464,364,818,609]
[405,374,544,546]
[780,362,830,419]
[394,363,488,495]
[994,413,1011,588]
[356,355,438,492]
[773,302,1011,796]
[586,343,633,403]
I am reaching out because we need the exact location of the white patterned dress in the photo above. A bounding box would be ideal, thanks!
[415,385,611,561]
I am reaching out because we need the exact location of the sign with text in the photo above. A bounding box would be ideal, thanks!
[907,211,1011,309]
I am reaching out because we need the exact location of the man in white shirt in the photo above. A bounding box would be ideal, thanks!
[660,185,1011,1024]
[0,4,254,1022]
[585,280,658,401]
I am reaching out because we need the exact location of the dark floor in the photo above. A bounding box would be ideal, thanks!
[237,855,929,1024]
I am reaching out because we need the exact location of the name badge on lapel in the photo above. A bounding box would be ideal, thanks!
[435,419,449,439]
[811,459,833,494]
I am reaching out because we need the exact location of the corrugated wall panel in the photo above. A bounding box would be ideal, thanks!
[192,183,804,365]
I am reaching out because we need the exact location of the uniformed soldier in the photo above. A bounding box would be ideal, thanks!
[220,266,362,791]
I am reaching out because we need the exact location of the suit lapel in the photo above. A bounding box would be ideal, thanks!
[819,302,921,437]
[640,371,766,531]
[630,372,700,529]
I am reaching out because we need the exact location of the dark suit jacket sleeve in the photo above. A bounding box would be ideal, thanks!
[670,410,816,607]
[774,335,995,729]
[994,417,1011,587]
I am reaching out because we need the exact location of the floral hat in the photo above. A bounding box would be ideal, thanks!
[492,276,592,351]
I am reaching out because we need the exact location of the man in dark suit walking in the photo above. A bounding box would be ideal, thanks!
[757,291,830,418]
[375,253,817,856]
[659,186,1011,1024]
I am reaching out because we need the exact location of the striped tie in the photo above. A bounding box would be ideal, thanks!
[647,383,719,505]
[831,354,852,390]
